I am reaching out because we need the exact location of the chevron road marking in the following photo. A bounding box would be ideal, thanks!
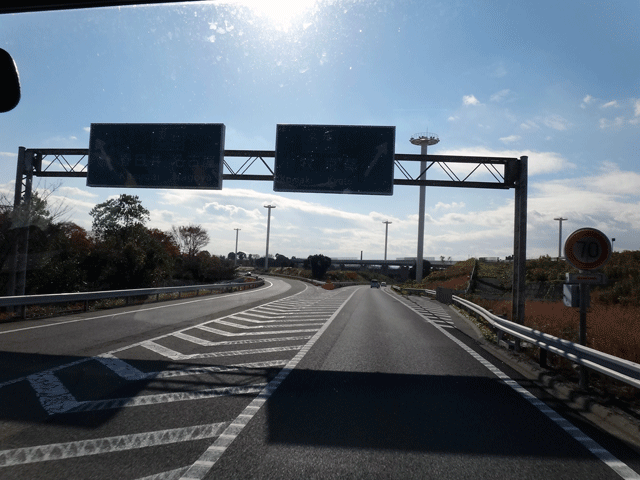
[0,423,229,467]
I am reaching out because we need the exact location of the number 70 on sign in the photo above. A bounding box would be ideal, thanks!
[564,228,612,271]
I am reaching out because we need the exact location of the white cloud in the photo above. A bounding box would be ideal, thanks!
[437,147,575,176]
[58,186,98,198]
[434,201,465,210]
[581,94,595,108]
[490,89,511,102]
[447,116,459,122]
[599,116,625,128]
[520,120,539,130]
[542,114,571,131]
[499,135,521,144]
[491,63,507,78]
[601,100,619,108]
[634,99,640,117]
[462,95,481,106]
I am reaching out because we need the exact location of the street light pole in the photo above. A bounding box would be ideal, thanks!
[382,220,392,261]
[234,228,240,266]
[554,217,567,259]
[264,205,276,270]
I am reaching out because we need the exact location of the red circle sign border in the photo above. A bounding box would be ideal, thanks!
[564,228,612,271]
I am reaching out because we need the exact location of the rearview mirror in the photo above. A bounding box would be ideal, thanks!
[0,48,20,112]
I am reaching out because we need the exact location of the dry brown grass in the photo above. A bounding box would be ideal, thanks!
[471,297,640,365]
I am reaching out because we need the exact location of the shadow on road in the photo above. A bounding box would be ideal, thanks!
[266,368,597,459]
[0,350,280,428]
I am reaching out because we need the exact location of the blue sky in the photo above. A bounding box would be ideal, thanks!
[1,0,639,261]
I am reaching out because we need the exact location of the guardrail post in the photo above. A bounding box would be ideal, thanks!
[84,300,88,312]
[579,284,590,389]
[539,348,548,368]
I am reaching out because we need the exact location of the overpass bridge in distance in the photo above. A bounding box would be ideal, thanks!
[290,258,455,270]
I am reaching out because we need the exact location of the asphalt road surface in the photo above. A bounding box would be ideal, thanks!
[0,278,639,479]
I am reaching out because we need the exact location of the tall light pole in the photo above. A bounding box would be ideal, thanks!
[410,130,440,281]
[264,205,276,270]
[554,217,567,259]
[382,220,392,261]
[234,228,241,266]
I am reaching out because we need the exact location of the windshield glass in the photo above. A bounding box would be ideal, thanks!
[1,0,638,268]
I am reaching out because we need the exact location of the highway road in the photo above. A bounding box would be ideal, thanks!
[0,277,639,479]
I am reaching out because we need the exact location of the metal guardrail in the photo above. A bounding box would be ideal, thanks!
[0,278,265,312]
[393,286,640,390]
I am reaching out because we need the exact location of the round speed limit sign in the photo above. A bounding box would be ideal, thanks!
[564,228,612,271]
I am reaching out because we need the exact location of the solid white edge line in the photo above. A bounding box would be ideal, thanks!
[177,286,361,480]
[385,289,640,480]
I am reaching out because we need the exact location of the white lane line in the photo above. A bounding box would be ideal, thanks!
[179,286,361,480]
[153,360,289,379]
[228,314,329,323]
[388,291,640,480]
[0,423,229,467]
[97,354,150,381]
[68,384,267,413]
[0,280,275,336]
[195,325,318,337]
[173,331,219,346]
[27,372,78,415]
[173,333,312,348]
[213,319,325,329]
[140,342,303,361]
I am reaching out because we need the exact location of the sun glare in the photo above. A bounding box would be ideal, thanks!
[216,0,319,32]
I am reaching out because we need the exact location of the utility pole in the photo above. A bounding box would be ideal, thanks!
[382,220,392,261]
[554,217,567,259]
[264,205,276,270]
[234,228,241,266]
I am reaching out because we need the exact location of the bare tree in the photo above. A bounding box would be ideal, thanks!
[171,224,210,257]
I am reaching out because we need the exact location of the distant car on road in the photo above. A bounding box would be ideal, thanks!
[381,282,386,287]
[371,280,380,288]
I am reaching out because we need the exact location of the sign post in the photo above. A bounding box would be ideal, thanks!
[563,228,611,389]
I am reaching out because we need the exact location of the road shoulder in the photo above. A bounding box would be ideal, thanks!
[393,289,640,455]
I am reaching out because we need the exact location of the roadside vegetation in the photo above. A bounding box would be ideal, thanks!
[0,193,236,297]
[398,254,640,402]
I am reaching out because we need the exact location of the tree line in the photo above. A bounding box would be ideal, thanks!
[0,193,235,295]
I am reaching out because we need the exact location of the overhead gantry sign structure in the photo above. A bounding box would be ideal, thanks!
[9,123,528,332]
